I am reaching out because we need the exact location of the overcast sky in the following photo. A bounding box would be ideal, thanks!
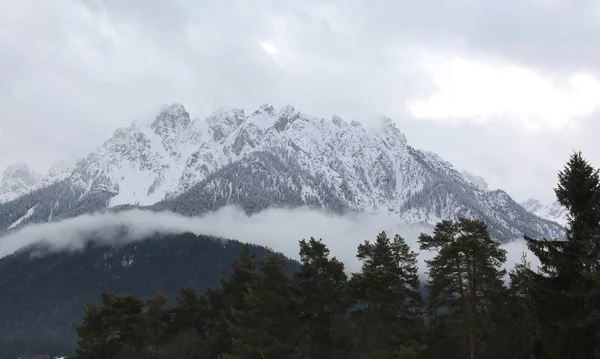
[2,0,600,203]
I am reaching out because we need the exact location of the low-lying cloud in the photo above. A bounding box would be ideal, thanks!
[0,206,538,281]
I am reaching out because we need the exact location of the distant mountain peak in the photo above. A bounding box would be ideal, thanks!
[253,103,276,116]
[521,197,567,227]
[521,198,542,211]
[206,108,246,141]
[45,160,74,183]
[2,163,41,186]
[461,170,489,191]
[350,119,362,127]
[151,103,191,134]
[378,117,407,145]
[274,106,301,132]
[0,163,42,203]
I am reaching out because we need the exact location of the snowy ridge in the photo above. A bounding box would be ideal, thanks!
[0,161,74,203]
[521,198,568,227]
[0,163,42,203]
[0,103,564,240]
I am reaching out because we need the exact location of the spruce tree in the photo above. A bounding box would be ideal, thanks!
[418,218,507,359]
[72,291,146,359]
[143,287,170,357]
[207,245,258,357]
[164,286,210,358]
[524,151,600,358]
[224,249,300,359]
[293,238,350,359]
[349,231,424,358]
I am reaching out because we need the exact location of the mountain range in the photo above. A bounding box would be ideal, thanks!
[0,103,564,241]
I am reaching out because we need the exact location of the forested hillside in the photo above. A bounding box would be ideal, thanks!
[0,233,299,357]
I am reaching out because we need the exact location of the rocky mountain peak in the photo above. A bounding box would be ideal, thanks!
[521,198,542,211]
[46,160,74,181]
[0,163,42,202]
[253,103,276,116]
[274,105,301,132]
[206,108,246,141]
[461,170,489,191]
[378,117,407,145]
[151,103,191,135]
[521,197,567,227]
[2,163,40,188]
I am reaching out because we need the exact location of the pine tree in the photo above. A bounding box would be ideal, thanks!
[524,151,600,358]
[349,231,424,359]
[418,218,507,359]
[293,237,350,359]
[224,249,300,359]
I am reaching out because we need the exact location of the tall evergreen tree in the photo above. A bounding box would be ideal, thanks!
[524,151,600,358]
[206,245,258,357]
[143,287,170,357]
[418,218,507,359]
[349,231,424,359]
[71,291,146,359]
[224,249,300,359]
[163,286,211,358]
[293,238,350,359]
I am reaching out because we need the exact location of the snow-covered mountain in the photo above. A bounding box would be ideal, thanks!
[461,171,489,191]
[0,163,42,203]
[0,103,564,240]
[521,198,568,227]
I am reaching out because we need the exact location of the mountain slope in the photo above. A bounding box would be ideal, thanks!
[0,232,300,357]
[0,103,564,240]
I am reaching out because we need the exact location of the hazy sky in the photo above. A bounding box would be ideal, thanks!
[2,0,600,202]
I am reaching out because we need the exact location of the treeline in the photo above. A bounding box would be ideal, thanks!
[68,152,600,359]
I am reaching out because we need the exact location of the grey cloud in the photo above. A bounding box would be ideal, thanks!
[1,0,600,202]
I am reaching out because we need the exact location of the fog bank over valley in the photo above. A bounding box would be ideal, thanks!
[0,206,538,278]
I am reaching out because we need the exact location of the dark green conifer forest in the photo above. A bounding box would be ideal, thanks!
[3,151,600,359]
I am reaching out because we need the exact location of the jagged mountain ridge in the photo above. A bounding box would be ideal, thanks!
[521,198,568,227]
[0,103,564,240]
[0,161,73,204]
